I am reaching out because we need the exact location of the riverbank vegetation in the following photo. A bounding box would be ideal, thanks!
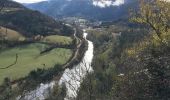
[77,0,170,100]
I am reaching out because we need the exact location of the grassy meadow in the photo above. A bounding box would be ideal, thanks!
[43,35,73,45]
[0,43,73,84]
[0,26,74,84]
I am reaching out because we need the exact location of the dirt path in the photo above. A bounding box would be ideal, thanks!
[0,54,18,69]
[63,27,82,68]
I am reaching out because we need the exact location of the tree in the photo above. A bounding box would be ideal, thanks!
[0,78,12,100]
[0,0,5,12]
[131,0,170,43]
[121,0,170,99]
[0,0,5,48]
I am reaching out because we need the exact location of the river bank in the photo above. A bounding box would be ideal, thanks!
[16,31,94,100]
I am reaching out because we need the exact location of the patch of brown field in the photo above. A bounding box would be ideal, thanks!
[0,26,25,41]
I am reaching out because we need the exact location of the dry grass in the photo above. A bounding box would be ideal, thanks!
[0,26,25,41]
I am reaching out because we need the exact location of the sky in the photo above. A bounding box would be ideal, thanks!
[12,0,170,4]
[13,0,47,3]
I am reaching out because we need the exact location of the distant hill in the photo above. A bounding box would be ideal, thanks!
[25,0,139,21]
[0,0,73,37]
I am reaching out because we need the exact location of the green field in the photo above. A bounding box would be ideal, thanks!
[0,43,73,84]
[43,35,73,45]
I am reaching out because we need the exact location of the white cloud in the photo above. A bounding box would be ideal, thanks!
[93,0,125,8]
[13,0,47,3]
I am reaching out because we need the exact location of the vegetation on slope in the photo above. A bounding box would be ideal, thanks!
[0,0,73,37]
[76,0,170,100]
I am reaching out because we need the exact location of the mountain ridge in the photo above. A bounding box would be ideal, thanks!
[25,0,139,21]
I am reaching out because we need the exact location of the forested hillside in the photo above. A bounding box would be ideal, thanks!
[76,0,170,100]
[0,0,73,37]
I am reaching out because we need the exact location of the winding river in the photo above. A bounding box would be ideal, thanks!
[59,32,94,100]
[17,31,94,100]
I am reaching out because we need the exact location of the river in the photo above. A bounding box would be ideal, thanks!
[17,32,94,100]
[59,32,94,100]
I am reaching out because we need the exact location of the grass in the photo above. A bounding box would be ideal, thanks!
[43,35,73,45]
[0,43,73,84]
[0,27,72,46]
[0,26,25,41]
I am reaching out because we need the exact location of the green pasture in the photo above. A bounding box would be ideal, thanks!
[0,43,72,84]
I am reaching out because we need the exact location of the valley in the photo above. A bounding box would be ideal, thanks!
[0,0,170,100]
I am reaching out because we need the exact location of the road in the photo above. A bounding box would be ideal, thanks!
[63,26,82,68]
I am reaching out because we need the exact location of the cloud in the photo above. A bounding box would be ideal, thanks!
[93,0,125,8]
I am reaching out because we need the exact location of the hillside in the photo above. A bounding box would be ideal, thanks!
[0,0,73,37]
[0,0,75,94]
[25,0,139,21]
